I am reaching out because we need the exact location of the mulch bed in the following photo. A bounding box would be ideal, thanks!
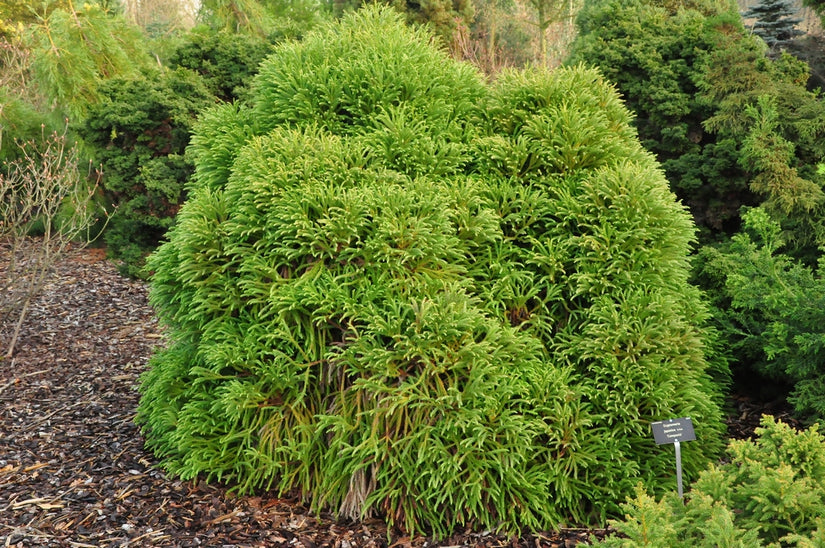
[0,243,798,547]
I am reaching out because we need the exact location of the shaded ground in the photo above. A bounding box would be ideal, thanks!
[0,244,798,547]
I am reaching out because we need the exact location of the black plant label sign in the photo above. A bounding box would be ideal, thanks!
[651,417,696,445]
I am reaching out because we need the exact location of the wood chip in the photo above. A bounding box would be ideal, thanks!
[2,240,775,547]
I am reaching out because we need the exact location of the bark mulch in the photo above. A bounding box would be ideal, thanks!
[0,243,793,548]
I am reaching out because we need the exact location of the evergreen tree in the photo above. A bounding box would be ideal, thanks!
[742,0,804,51]
[78,68,215,277]
[568,0,751,237]
[569,0,825,422]
[567,0,825,253]
[167,27,273,102]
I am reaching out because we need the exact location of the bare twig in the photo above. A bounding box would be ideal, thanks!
[26,399,88,429]
[0,126,110,357]
[0,366,54,395]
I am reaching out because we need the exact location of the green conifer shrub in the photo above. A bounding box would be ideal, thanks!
[567,0,825,252]
[78,68,215,277]
[695,207,825,419]
[137,6,726,537]
[595,416,825,547]
[474,65,728,515]
[78,23,276,278]
[568,0,825,425]
[166,28,273,103]
[567,0,741,237]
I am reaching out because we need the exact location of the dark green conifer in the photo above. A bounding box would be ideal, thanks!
[742,0,804,51]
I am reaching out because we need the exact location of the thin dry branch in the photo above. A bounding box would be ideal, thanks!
[0,127,108,358]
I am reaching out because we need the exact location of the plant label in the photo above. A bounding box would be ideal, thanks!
[651,417,696,498]
[651,417,695,445]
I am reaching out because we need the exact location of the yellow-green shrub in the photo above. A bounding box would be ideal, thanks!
[137,6,726,538]
[597,417,825,547]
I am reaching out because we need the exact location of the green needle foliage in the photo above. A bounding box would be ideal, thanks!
[77,24,273,278]
[696,207,825,419]
[166,28,274,103]
[137,6,726,537]
[78,67,215,278]
[27,3,151,121]
[567,0,825,252]
[596,417,825,547]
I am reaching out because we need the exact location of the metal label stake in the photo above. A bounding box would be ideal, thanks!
[651,417,696,498]
[674,440,683,497]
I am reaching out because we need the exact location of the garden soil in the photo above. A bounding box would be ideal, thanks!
[0,242,800,547]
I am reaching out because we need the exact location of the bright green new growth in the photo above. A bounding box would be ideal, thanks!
[137,6,725,537]
[596,417,825,547]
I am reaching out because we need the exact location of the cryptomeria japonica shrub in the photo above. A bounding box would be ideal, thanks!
[136,6,727,538]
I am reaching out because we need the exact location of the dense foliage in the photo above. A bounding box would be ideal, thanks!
[2,3,147,164]
[27,3,152,121]
[3,1,318,278]
[76,21,283,277]
[9,0,825,539]
[77,68,215,277]
[567,0,825,249]
[137,7,726,537]
[695,208,825,418]
[166,28,273,103]
[567,0,825,422]
[596,417,825,547]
